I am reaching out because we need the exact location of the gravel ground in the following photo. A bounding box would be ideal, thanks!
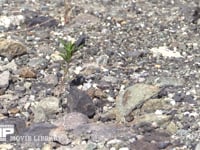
[0,0,200,150]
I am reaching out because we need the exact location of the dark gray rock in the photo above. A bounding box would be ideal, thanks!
[67,86,96,118]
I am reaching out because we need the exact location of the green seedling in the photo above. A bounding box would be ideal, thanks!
[59,39,76,63]
[59,37,84,88]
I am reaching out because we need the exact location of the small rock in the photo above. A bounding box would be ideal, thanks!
[50,51,63,61]
[96,55,109,66]
[0,144,13,150]
[195,142,200,150]
[53,112,89,130]
[0,15,25,28]
[42,144,52,150]
[72,13,100,26]
[119,147,129,150]
[74,34,86,48]
[0,60,17,71]
[8,107,20,115]
[28,57,48,69]
[157,141,171,149]
[166,121,178,134]
[107,138,122,145]
[19,67,36,78]
[70,75,86,86]
[87,87,107,99]
[38,96,60,116]
[44,74,58,86]
[150,46,182,58]
[67,86,96,118]
[0,71,10,94]
[0,39,27,60]
[0,71,10,88]
[26,15,58,27]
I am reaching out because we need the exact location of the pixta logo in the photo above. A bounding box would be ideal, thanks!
[0,125,14,141]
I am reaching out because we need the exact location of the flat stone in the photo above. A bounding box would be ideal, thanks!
[150,46,182,58]
[72,123,135,143]
[28,57,48,69]
[53,112,89,131]
[71,13,100,27]
[116,83,160,122]
[0,39,27,60]
[19,67,36,78]
[67,86,96,118]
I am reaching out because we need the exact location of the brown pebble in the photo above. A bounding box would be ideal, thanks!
[19,67,36,78]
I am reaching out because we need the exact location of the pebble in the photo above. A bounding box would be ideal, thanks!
[0,70,10,88]
[150,46,182,58]
[0,39,27,60]
[43,74,58,86]
[0,60,17,71]
[0,144,13,150]
[38,96,60,116]
[19,67,37,78]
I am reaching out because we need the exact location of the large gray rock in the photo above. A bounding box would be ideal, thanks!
[115,83,160,122]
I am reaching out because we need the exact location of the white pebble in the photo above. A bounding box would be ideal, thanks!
[119,147,129,150]
[155,110,163,115]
